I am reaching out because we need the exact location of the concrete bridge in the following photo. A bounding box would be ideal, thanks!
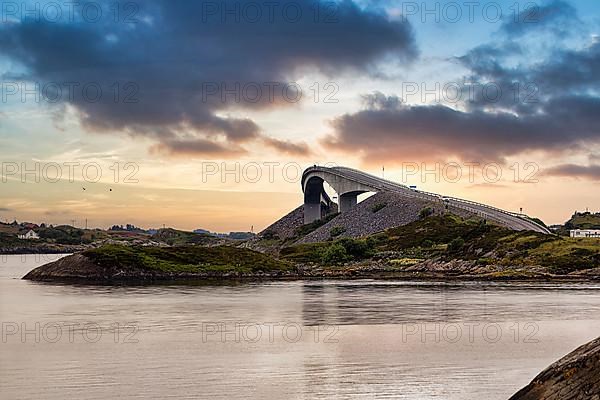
[301,166,551,234]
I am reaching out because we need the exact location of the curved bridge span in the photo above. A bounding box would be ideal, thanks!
[302,166,550,234]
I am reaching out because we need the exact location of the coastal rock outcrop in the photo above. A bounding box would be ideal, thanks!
[23,253,156,281]
[23,245,297,283]
[510,336,600,400]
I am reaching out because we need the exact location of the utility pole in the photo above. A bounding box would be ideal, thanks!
[85,219,88,230]
[382,166,385,179]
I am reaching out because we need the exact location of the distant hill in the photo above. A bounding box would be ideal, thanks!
[152,228,204,245]
[565,212,600,230]
[38,225,107,244]
[151,228,225,246]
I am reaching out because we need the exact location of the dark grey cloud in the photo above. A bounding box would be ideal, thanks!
[543,164,600,181]
[149,138,246,158]
[262,137,311,156]
[533,43,600,95]
[0,0,416,157]
[323,92,600,163]
[454,1,592,114]
[501,0,579,37]
[323,0,600,172]
[458,41,600,111]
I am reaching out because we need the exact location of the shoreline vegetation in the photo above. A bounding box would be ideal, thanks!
[22,214,600,284]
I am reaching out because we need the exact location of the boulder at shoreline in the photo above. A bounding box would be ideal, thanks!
[510,336,600,399]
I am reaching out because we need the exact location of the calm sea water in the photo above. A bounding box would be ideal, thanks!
[1,254,599,399]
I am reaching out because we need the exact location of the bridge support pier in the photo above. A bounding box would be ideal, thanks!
[339,192,358,213]
[304,203,322,224]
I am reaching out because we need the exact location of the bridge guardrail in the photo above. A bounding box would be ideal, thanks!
[330,167,549,233]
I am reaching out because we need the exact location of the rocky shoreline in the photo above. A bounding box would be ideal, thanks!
[22,252,600,284]
[1,245,87,255]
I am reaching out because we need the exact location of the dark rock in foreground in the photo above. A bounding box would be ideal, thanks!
[510,336,600,400]
[24,253,104,281]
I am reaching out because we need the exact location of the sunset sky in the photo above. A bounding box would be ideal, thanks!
[1,0,599,232]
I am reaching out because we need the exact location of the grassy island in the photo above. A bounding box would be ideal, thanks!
[23,245,293,283]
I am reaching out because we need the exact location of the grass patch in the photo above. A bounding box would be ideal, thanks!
[283,214,600,275]
[281,237,376,265]
[419,207,434,219]
[330,226,347,238]
[371,203,387,213]
[382,215,599,273]
[384,215,485,251]
[84,244,292,274]
[151,228,215,246]
[521,238,600,274]
[279,242,330,263]
[390,258,424,266]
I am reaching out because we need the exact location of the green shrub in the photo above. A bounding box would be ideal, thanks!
[330,226,346,238]
[421,239,434,248]
[371,203,387,213]
[477,258,492,266]
[338,237,375,259]
[419,207,434,219]
[321,243,350,264]
[530,217,548,228]
[278,243,329,263]
[295,213,339,237]
[39,227,88,244]
[261,230,280,240]
[448,237,465,252]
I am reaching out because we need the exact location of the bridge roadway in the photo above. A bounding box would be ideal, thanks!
[302,166,551,234]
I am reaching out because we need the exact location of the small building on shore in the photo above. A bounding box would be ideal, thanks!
[570,229,600,238]
[18,230,40,240]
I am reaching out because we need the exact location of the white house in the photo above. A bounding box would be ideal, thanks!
[570,229,600,238]
[18,230,40,240]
